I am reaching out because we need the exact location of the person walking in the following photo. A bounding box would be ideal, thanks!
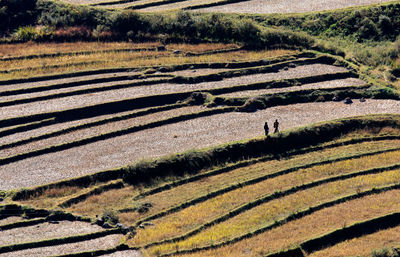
[264,121,269,137]
[273,119,279,133]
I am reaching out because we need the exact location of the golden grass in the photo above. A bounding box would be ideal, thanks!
[1,50,172,70]
[20,186,81,209]
[393,79,400,90]
[122,140,400,225]
[309,226,400,257]
[172,189,400,257]
[145,156,400,254]
[152,168,400,253]
[0,41,159,58]
[0,48,295,80]
[165,43,239,53]
[66,186,139,217]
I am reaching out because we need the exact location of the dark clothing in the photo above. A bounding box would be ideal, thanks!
[273,120,279,133]
[264,122,269,136]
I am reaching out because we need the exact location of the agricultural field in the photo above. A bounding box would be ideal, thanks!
[61,0,396,12]
[2,0,400,256]
[1,37,400,256]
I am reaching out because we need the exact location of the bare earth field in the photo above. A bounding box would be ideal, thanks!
[0,234,122,257]
[218,78,366,98]
[198,0,395,14]
[0,106,206,158]
[0,216,23,226]
[1,99,400,190]
[0,108,147,146]
[0,64,348,119]
[0,221,104,246]
[102,250,143,257]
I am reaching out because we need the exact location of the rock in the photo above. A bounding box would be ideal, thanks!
[288,63,296,68]
[173,50,181,54]
[95,217,104,226]
[344,97,353,104]
[48,220,59,224]
[139,224,145,229]
[117,224,135,234]
[283,66,289,71]
[157,45,166,51]
[360,97,366,102]
[332,96,340,101]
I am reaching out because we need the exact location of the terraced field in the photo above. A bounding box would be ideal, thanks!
[64,0,396,13]
[1,40,400,257]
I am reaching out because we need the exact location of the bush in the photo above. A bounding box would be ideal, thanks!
[12,26,38,41]
[102,209,119,225]
[107,11,145,40]
[53,26,92,41]
[378,15,393,36]
[11,25,53,42]
[37,0,106,28]
[357,17,379,41]
[0,0,38,36]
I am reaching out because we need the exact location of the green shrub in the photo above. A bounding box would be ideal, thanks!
[12,26,38,41]
[357,17,379,41]
[378,15,393,36]
[0,0,38,36]
[102,209,119,225]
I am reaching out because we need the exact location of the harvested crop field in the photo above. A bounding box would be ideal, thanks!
[0,216,23,226]
[1,100,400,190]
[218,78,366,98]
[0,106,206,158]
[0,234,122,257]
[309,225,400,257]
[0,221,104,246]
[102,250,143,257]
[0,63,349,119]
[172,190,400,257]
[198,0,395,14]
[0,107,148,146]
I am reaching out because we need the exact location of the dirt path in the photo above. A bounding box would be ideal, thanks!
[1,99,399,190]
[0,64,348,119]
[198,0,394,14]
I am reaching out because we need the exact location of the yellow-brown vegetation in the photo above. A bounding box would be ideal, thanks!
[310,226,400,257]
[174,189,400,257]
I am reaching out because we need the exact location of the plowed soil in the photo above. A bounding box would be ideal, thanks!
[0,64,348,119]
[0,234,122,257]
[199,0,394,14]
[0,221,104,246]
[219,78,365,98]
[1,99,399,190]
